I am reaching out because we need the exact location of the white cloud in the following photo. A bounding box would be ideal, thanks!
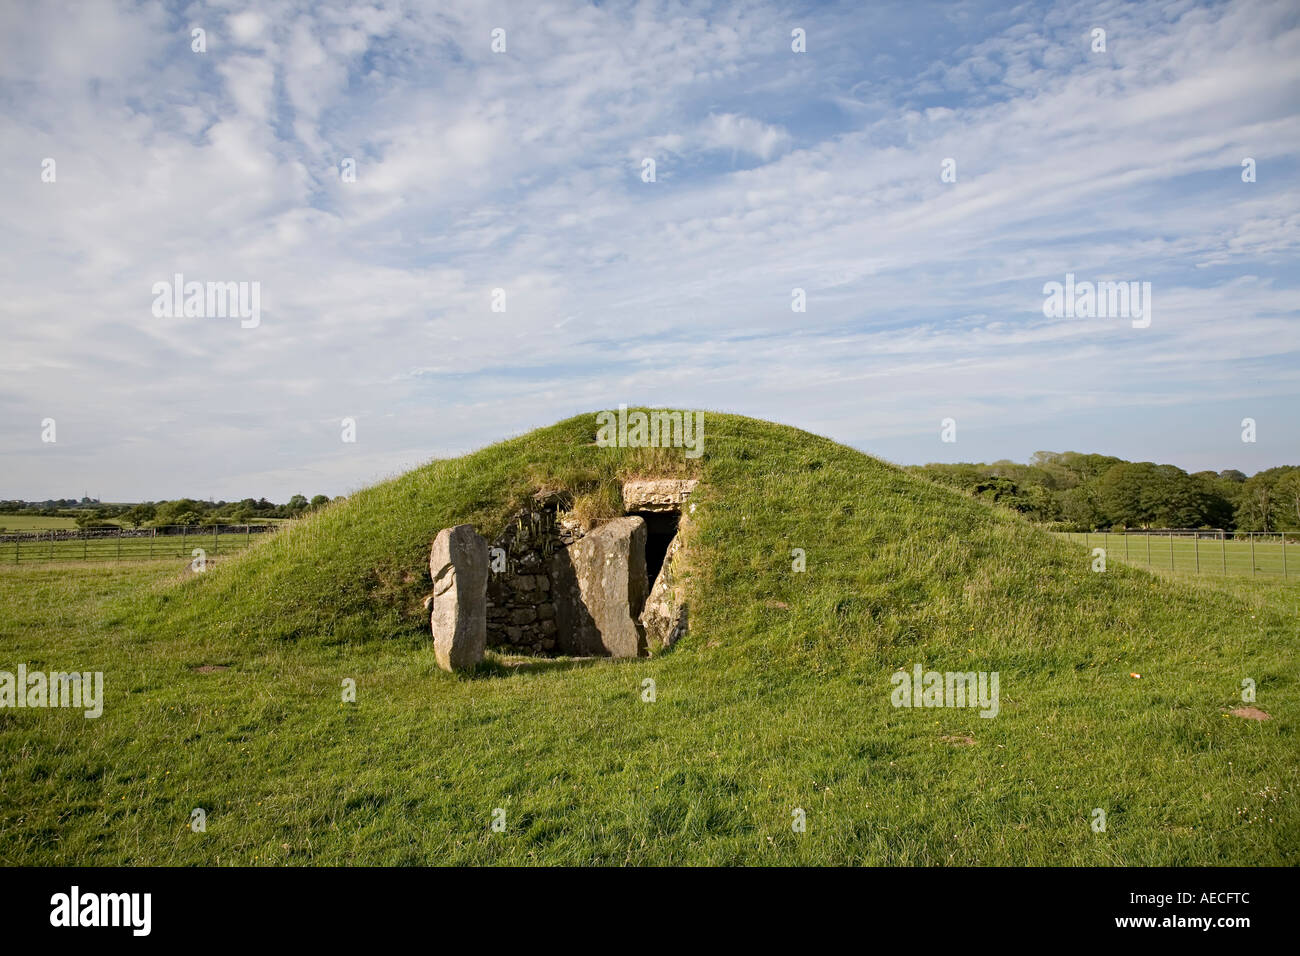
[0,0,1297,498]
[700,113,791,160]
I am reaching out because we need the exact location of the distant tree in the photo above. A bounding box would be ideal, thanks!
[1234,468,1292,531]
[1055,452,1125,485]
[1149,464,1206,527]
[1190,473,1235,528]
[1094,463,1144,526]
[285,494,309,517]
[125,503,156,528]
[309,495,330,511]
[153,498,207,526]
[1058,485,1103,530]
[74,511,115,530]
[973,476,1021,505]
[910,454,1288,532]
[1019,484,1059,522]
[1275,470,1300,530]
[1027,451,1082,490]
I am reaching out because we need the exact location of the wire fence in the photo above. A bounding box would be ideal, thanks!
[1,524,279,564]
[1060,529,1296,579]
[5,522,1292,577]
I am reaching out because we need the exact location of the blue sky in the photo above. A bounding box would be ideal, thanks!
[1,0,1297,500]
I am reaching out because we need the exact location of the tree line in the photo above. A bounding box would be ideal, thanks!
[908,452,1300,532]
[0,495,339,529]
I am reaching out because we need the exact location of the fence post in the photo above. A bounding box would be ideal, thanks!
[1251,533,1256,578]
[181,525,186,556]
[213,524,218,556]
[1222,531,1227,575]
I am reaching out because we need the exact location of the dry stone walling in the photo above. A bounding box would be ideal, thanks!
[426,479,696,671]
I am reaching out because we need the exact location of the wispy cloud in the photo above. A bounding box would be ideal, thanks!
[1,0,1297,498]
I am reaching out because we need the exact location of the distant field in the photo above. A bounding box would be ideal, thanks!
[0,515,296,534]
[2,528,272,564]
[1057,531,1296,579]
[0,515,84,532]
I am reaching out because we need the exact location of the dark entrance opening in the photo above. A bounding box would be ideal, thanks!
[633,511,679,591]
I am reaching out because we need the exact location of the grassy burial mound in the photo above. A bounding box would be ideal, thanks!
[1,412,1295,864]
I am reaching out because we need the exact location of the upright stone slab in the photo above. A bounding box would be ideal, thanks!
[429,524,489,672]
[551,516,648,657]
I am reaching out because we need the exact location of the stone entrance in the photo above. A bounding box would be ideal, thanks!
[635,510,679,595]
[621,479,695,649]
[427,479,696,669]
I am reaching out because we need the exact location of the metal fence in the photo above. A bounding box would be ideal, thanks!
[1061,529,1295,579]
[1,524,279,563]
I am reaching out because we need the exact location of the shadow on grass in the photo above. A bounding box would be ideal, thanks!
[467,654,606,679]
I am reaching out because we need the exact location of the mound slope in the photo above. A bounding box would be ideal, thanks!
[135,411,1289,667]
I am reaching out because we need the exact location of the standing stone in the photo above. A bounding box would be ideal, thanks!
[429,525,489,672]
[551,516,648,657]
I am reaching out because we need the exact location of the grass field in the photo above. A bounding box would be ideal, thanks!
[0,515,295,535]
[0,413,1295,865]
[0,515,83,532]
[2,529,272,564]
[1058,531,1297,579]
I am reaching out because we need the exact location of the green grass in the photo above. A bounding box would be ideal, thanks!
[1058,531,1298,579]
[0,515,82,532]
[3,529,273,565]
[0,412,1295,865]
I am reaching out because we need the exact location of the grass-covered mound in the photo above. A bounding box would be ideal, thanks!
[1,412,1295,864]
